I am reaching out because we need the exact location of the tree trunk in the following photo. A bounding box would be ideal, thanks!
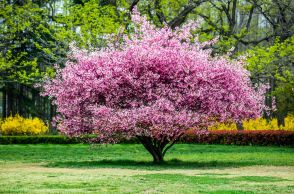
[137,135,183,164]
[2,87,6,118]
[137,136,167,164]
[237,121,244,131]
[151,150,164,164]
[6,84,13,116]
[18,84,24,116]
[277,112,286,127]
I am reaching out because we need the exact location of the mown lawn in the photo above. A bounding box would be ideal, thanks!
[0,144,293,193]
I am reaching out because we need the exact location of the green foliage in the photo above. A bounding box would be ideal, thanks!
[0,135,80,144]
[246,37,294,118]
[55,0,121,48]
[0,1,66,84]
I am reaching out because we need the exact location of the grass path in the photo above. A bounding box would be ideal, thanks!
[0,144,293,193]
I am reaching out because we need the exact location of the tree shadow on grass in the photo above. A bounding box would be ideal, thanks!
[45,158,260,170]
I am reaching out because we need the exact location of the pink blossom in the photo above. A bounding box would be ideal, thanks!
[42,10,266,162]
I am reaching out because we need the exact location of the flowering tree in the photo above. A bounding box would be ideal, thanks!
[43,10,266,163]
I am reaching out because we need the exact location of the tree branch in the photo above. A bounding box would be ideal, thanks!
[168,0,206,29]
[252,0,276,28]
[238,34,275,45]
[154,0,166,24]
[129,0,140,12]
[162,133,184,157]
[246,5,255,31]
[231,0,237,32]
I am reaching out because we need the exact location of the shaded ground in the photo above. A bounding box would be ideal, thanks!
[0,144,293,193]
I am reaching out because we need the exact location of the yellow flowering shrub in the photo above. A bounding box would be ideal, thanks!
[243,118,279,130]
[22,118,49,135]
[0,115,48,135]
[0,115,24,135]
[209,115,294,131]
[280,115,294,130]
[208,122,237,130]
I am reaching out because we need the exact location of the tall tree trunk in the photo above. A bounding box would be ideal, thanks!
[18,84,24,116]
[49,102,56,133]
[6,83,13,116]
[2,88,6,118]
[32,89,38,117]
[277,112,286,127]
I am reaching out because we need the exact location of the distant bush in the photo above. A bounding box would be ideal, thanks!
[0,115,48,135]
[183,130,294,146]
[209,115,294,130]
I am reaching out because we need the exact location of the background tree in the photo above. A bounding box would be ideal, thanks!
[247,36,294,125]
[191,0,294,53]
[0,0,66,121]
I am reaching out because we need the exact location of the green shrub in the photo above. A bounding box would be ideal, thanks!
[183,130,294,146]
[1,130,294,146]
[0,135,80,144]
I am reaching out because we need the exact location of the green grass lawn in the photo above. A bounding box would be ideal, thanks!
[0,144,293,193]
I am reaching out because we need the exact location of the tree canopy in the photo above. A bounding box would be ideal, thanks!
[43,10,266,162]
